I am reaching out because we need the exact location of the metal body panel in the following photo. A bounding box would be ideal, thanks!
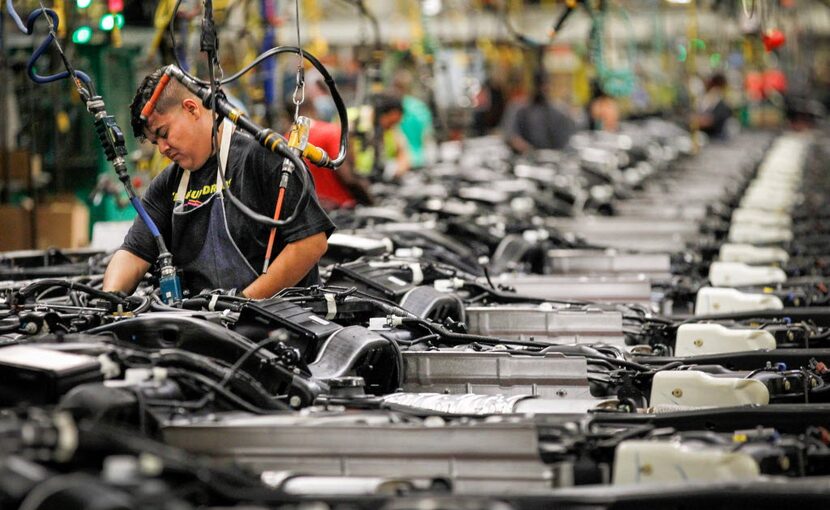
[547,249,671,279]
[402,351,592,399]
[380,393,605,416]
[495,274,653,305]
[546,217,700,237]
[163,413,553,493]
[613,202,709,221]
[466,304,624,345]
[546,218,695,252]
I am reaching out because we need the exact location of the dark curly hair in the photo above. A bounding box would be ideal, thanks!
[129,67,189,140]
[707,73,727,91]
[372,94,402,116]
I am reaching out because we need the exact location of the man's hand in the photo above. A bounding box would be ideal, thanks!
[103,249,152,295]
[508,134,533,154]
[242,232,328,299]
[335,159,374,206]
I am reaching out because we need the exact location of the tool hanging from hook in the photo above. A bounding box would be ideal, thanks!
[7,0,182,303]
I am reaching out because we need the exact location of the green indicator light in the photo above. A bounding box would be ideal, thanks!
[100,13,115,31]
[72,26,93,44]
[115,13,125,28]
[677,44,687,62]
[693,38,706,51]
[76,0,92,8]
[709,53,722,67]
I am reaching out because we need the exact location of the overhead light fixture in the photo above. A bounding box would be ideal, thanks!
[665,0,692,4]
[422,0,442,17]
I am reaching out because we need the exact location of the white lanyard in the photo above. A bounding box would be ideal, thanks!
[175,119,236,206]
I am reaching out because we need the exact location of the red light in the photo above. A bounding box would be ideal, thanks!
[108,0,123,12]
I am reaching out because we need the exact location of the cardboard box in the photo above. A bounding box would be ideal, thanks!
[0,204,34,251]
[0,150,42,182]
[35,197,90,249]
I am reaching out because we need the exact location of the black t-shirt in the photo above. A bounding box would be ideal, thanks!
[701,99,733,139]
[515,102,575,150]
[121,129,335,293]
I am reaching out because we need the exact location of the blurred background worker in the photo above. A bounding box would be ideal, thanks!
[288,98,373,210]
[392,69,434,170]
[693,72,734,140]
[4,0,827,259]
[349,94,410,181]
[502,71,576,154]
[587,80,620,132]
[305,69,338,123]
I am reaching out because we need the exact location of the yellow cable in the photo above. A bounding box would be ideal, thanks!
[54,0,66,38]
[149,0,176,56]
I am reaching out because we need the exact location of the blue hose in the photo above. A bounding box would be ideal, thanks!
[8,0,165,245]
[130,197,162,239]
[6,1,93,86]
[6,0,30,33]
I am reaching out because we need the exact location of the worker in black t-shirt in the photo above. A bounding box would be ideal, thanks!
[502,72,576,154]
[693,73,733,140]
[102,68,335,299]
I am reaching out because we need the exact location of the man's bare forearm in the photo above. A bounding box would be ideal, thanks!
[103,249,152,294]
[243,232,328,299]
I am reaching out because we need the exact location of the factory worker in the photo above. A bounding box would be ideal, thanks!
[103,67,335,298]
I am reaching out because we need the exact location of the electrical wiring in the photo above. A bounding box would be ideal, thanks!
[396,333,440,347]
[148,62,318,230]
[384,333,405,389]
[68,291,83,308]
[130,296,153,314]
[82,320,296,415]
[135,3,351,235]
[72,421,285,501]
[555,351,655,372]
[213,46,349,168]
[16,279,128,306]
[34,285,68,301]
[588,376,613,388]
[165,0,348,168]
[164,367,281,414]
[153,349,288,410]
[179,297,243,312]
[193,337,292,410]
[277,284,602,355]
[17,474,101,510]
[311,286,640,366]
[85,330,296,412]
[149,294,192,312]
[338,0,382,53]
[277,285,358,300]
[463,280,591,306]
[400,316,554,348]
